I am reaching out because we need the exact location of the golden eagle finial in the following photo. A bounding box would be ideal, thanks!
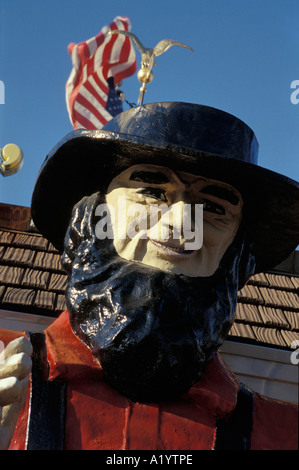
[109,30,194,104]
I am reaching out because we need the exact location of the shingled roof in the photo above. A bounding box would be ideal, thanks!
[231,266,299,350]
[0,203,298,351]
[0,227,67,316]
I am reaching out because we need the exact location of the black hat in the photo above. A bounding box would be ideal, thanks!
[31,102,299,273]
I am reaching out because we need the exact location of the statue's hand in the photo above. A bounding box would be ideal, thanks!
[0,337,32,449]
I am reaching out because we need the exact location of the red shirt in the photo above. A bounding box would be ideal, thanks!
[1,311,297,450]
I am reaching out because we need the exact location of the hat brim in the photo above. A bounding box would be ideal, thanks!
[31,129,299,273]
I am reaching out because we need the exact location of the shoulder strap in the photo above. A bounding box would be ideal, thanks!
[214,383,254,450]
[25,332,67,450]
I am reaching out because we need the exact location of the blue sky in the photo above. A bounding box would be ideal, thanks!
[0,0,298,207]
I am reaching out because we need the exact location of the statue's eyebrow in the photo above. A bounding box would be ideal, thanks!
[129,171,169,184]
[200,185,240,205]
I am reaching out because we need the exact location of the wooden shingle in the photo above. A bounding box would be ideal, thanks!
[22,268,50,290]
[2,247,35,267]
[2,287,36,307]
[0,230,15,245]
[13,233,49,251]
[55,294,67,312]
[34,290,56,311]
[237,285,264,305]
[33,251,64,272]
[0,265,24,286]
[48,272,68,292]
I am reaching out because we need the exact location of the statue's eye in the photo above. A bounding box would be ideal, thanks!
[203,199,225,215]
[137,187,168,202]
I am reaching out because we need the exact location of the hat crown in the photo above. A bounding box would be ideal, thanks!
[103,102,259,164]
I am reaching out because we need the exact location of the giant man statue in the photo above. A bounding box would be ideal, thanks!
[0,102,298,449]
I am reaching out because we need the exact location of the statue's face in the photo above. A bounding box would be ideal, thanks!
[106,164,243,277]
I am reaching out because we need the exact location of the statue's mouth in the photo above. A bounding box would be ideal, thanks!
[149,239,196,257]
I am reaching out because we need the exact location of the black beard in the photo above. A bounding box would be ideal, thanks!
[62,193,255,403]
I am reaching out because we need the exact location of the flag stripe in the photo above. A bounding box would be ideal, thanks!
[74,101,110,129]
[66,16,137,130]
[93,71,109,95]
[84,79,107,109]
[76,92,111,126]
[73,106,103,130]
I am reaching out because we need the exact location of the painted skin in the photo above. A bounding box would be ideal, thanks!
[106,163,243,277]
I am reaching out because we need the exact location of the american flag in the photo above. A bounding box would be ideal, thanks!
[66,16,137,130]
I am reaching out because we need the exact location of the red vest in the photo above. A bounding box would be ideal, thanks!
[1,311,297,450]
